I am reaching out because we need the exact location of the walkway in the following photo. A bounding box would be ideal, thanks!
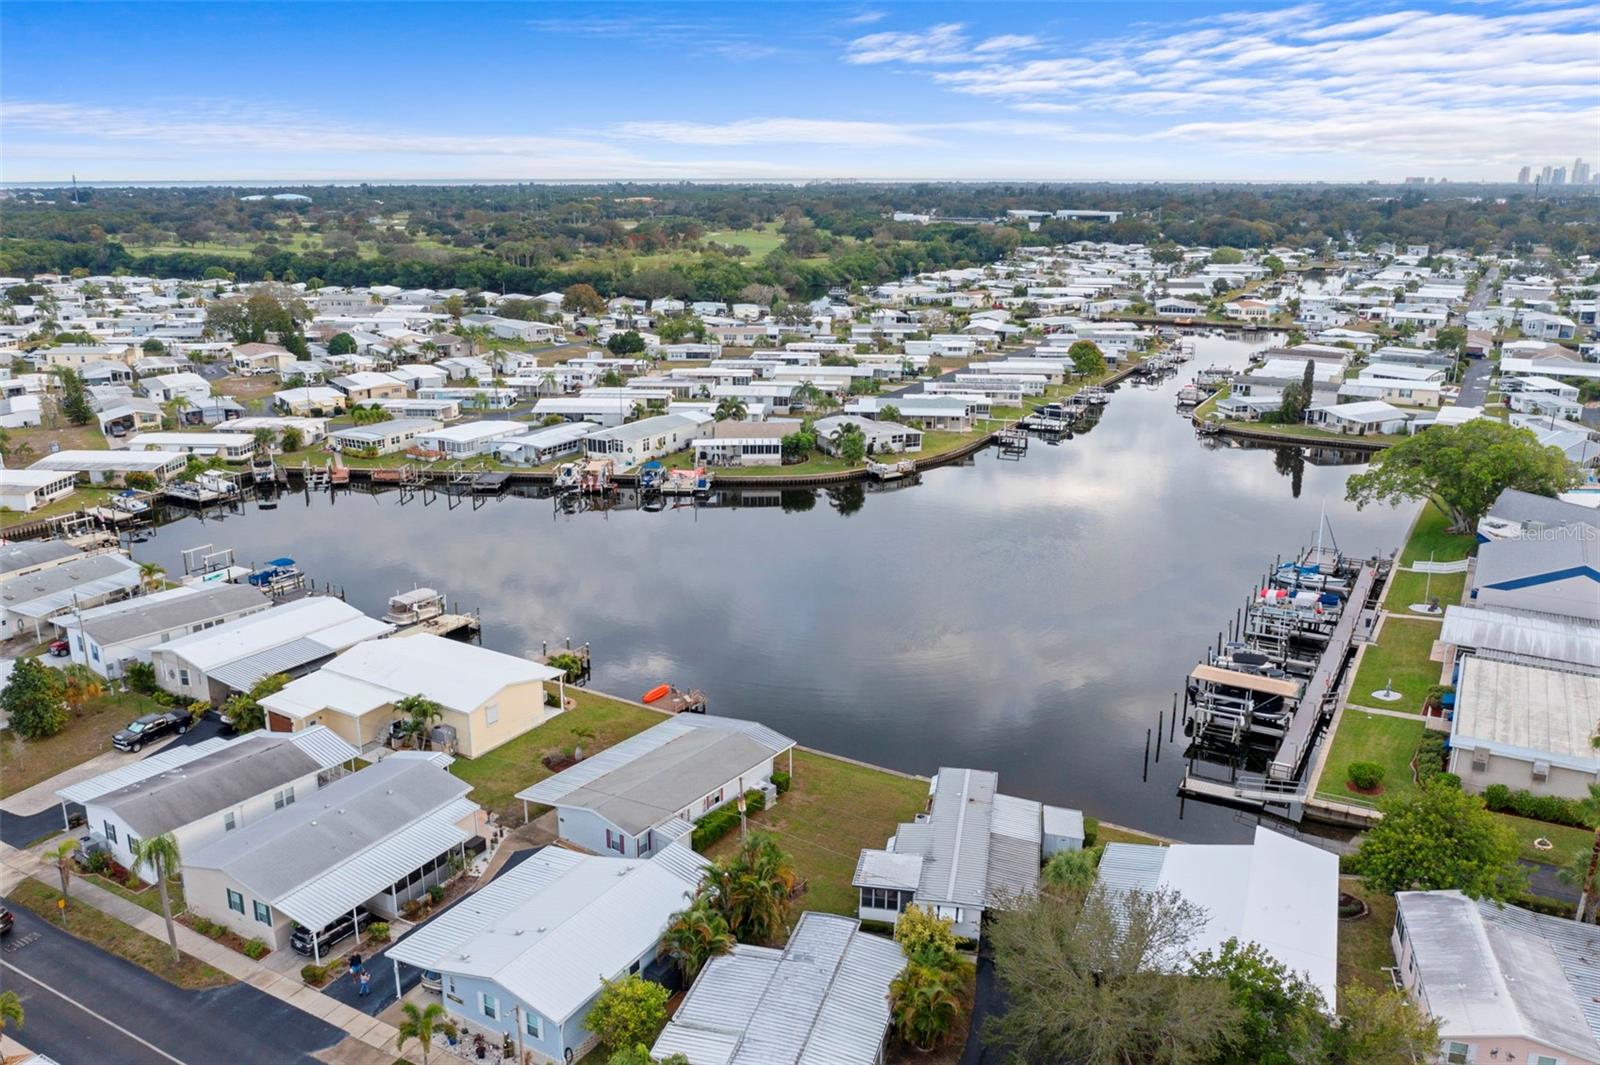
[0,841,406,1060]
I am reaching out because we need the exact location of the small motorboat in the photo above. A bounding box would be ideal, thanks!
[111,491,150,514]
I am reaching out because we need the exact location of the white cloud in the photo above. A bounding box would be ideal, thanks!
[842,10,887,25]
[845,5,1600,175]
[613,117,936,146]
[845,22,1041,64]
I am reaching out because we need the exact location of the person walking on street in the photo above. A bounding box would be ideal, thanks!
[350,951,363,977]
[359,970,371,997]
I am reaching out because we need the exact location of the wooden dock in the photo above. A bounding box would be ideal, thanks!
[392,612,481,640]
[1268,561,1379,780]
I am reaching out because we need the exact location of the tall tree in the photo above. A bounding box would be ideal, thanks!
[1067,340,1106,378]
[984,885,1242,1065]
[131,833,183,961]
[701,833,798,945]
[563,283,606,316]
[1191,939,1327,1065]
[1,656,66,739]
[1355,781,1526,900]
[0,990,23,1033]
[1345,420,1578,532]
[395,1002,457,1065]
[660,898,734,982]
[1326,985,1442,1065]
[46,838,75,921]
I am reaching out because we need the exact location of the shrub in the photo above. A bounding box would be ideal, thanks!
[123,661,159,695]
[1423,684,1454,711]
[771,771,792,794]
[1433,772,1461,790]
[586,975,669,1053]
[690,790,766,850]
[366,921,391,944]
[301,963,330,986]
[546,652,586,681]
[85,850,112,876]
[1481,784,1593,828]
[427,885,444,904]
[243,938,269,960]
[1082,815,1100,848]
[1414,732,1450,786]
[1347,762,1386,791]
[894,904,959,960]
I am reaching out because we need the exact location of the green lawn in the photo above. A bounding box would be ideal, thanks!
[1492,812,1595,868]
[1314,710,1426,803]
[1,486,115,528]
[1335,875,1397,1001]
[1381,570,1466,613]
[1349,618,1445,713]
[82,870,188,917]
[705,749,929,917]
[1,689,174,800]
[10,877,231,989]
[449,688,661,819]
[1398,501,1477,565]
[703,227,786,260]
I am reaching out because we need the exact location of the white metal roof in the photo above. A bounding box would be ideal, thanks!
[1441,604,1600,670]
[652,912,902,1065]
[1097,827,1339,1006]
[388,845,707,1022]
[260,634,560,721]
[155,597,391,673]
[851,849,925,891]
[0,553,144,620]
[1397,891,1600,1061]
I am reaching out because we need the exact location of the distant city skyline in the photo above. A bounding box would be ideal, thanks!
[2,1,1597,183]
[1515,158,1595,185]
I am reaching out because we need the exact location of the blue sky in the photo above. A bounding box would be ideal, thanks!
[3,1,1596,183]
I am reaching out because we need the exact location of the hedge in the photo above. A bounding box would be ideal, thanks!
[1483,784,1595,829]
[691,789,766,850]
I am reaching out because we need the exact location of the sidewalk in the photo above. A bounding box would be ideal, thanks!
[1,737,179,817]
[0,841,404,1059]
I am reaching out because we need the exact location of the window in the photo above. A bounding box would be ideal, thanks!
[127,836,140,856]
[223,811,237,832]
[1444,1043,1470,1065]
[227,889,245,915]
[485,702,499,725]
[178,668,191,687]
[480,992,498,1020]
[524,1012,542,1040]
[254,900,272,925]
[103,821,118,844]
[274,785,295,810]
[1531,1057,1558,1065]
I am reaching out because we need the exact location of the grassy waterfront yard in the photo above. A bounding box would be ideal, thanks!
[1335,876,1398,1000]
[1380,569,1466,613]
[707,749,931,917]
[1398,501,1477,565]
[1348,617,1445,713]
[1492,811,1594,868]
[1314,710,1425,803]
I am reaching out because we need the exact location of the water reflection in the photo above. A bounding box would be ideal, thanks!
[132,336,1411,841]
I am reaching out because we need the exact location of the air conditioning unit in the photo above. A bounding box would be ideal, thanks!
[758,781,778,808]
[1471,749,1490,771]
[1532,761,1550,782]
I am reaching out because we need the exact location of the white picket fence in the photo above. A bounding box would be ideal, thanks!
[1409,558,1470,574]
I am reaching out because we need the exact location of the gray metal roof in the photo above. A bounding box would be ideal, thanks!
[183,755,472,908]
[68,584,269,646]
[205,636,338,692]
[551,728,776,836]
[1441,604,1600,671]
[1397,891,1600,1061]
[1487,488,1598,532]
[653,913,903,1065]
[92,737,321,837]
[517,716,794,829]
[1474,534,1600,621]
[1095,841,1169,894]
[0,554,144,619]
[0,540,80,576]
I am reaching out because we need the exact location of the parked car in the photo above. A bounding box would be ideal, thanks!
[112,709,193,752]
[419,969,442,993]
[0,907,13,934]
[47,639,70,657]
[290,907,371,957]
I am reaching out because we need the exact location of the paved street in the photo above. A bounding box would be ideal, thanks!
[0,904,346,1065]
[1456,356,1494,408]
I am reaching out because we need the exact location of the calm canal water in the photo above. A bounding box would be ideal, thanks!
[131,337,1411,842]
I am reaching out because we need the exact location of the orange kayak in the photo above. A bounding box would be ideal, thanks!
[642,684,672,704]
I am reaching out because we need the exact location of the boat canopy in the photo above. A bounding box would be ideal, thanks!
[1189,664,1301,699]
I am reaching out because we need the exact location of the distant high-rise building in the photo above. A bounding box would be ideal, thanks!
[1573,158,1591,184]
[1517,165,1531,184]
[1541,165,1554,184]
[1552,167,1567,185]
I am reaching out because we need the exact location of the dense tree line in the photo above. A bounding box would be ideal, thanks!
[4,182,1596,300]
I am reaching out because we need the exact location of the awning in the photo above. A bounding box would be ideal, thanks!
[272,798,476,931]
[1189,664,1301,699]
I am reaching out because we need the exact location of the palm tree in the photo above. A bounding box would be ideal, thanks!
[61,665,104,714]
[138,561,166,591]
[793,381,823,411]
[661,898,735,982]
[131,833,183,962]
[396,1001,457,1065]
[889,957,968,1050]
[714,396,748,422]
[0,989,23,1033]
[47,838,74,921]
[1570,783,1600,923]
[702,833,798,946]
[395,694,443,749]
